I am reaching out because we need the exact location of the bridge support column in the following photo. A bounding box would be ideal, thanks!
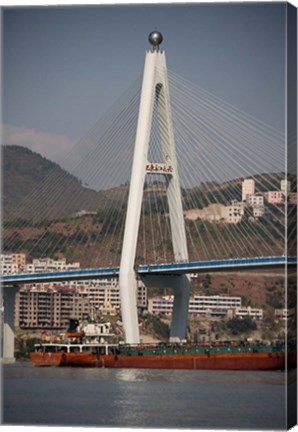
[170,275,191,342]
[142,275,190,341]
[2,286,18,363]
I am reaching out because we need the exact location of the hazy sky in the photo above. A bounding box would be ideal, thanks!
[3,3,287,167]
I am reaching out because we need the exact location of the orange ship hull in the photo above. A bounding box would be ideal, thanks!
[30,350,296,370]
[30,352,64,367]
[103,352,287,370]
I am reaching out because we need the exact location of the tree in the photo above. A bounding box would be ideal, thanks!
[226,317,257,335]
[203,274,212,289]
[16,337,42,360]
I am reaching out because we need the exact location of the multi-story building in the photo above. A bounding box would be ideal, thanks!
[0,254,19,275]
[80,279,120,316]
[222,201,246,224]
[148,296,174,315]
[260,180,296,206]
[0,255,80,275]
[242,179,255,201]
[234,306,263,320]
[280,180,291,196]
[148,295,263,320]
[10,253,27,269]
[185,198,264,224]
[16,278,148,328]
[247,194,264,207]
[252,206,264,218]
[79,279,147,316]
[137,281,148,310]
[16,288,91,329]
[24,258,80,273]
[246,194,265,218]
[274,308,295,321]
[190,295,242,316]
[148,294,242,317]
[185,176,296,225]
[264,191,284,204]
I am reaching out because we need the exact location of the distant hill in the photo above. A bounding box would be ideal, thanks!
[3,144,295,223]
[3,145,293,265]
[3,145,107,221]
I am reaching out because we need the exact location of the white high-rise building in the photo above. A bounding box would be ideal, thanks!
[242,179,255,201]
[280,180,291,196]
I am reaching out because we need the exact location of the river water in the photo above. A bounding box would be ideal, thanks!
[1,362,291,429]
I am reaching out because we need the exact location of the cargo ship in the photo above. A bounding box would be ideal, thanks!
[30,339,297,370]
[31,341,297,370]
[29,319,296,370]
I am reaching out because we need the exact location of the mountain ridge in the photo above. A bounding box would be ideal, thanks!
[3,145,107,221]
[3,144,294,221]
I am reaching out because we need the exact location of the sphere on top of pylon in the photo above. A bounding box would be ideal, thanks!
[148,31,163,49]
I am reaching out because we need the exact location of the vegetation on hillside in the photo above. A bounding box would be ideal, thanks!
[2,145,292,270]
[141,314,170,340]
[3,145,107,221]
[15,336,42,360]
[226,317,257,335]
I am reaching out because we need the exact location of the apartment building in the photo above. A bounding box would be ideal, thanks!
[16,288,91,329]
[252,206,265,218]
[184,176,296,225]
[16,278,147,328]
[148,294,263,320]
[10,253,27,268]
[148,294,242,317]
[233,306,263,320]
[264,180,296,205]
[78,279,147,316]
[0,254,19,275]
[280,180,291,196]
[0,255,80,275]
[241,178,297,209]
[265,191,284,204]
[242,179,255,201]
[24,257,80,273]
[274,308,295,321]
[247,194,264,207]
[222,201,246,224]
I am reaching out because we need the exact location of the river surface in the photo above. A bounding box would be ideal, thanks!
[1,362,292,429]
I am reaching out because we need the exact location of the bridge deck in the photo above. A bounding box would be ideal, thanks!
[1,256,296,286]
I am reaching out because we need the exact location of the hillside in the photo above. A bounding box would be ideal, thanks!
[3,144,291,263]
[3,145,295,221]
[182,172,296,210]
[3,145,107,221]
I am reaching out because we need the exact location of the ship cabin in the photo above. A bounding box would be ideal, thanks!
[33,343,119,355]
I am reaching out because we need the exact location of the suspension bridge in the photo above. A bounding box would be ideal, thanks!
[2,31,296,362]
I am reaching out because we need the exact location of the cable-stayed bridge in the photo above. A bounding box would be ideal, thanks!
[2,31,296,362]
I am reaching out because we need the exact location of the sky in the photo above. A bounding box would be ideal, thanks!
[2,2,290,174]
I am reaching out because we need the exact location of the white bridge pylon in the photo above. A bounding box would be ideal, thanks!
[119,32,191,344]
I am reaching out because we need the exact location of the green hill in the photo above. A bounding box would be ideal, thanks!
[3,145,107,221]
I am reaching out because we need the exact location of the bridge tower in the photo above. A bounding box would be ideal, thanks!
[119,32,191,344]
